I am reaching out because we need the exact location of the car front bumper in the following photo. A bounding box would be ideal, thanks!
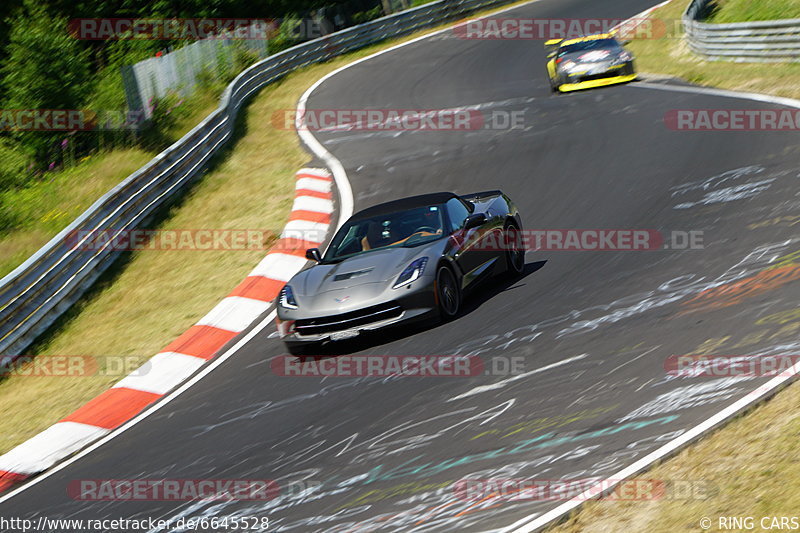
[276,279,438,345]
[556,61,635,92]
[558,73,636,92]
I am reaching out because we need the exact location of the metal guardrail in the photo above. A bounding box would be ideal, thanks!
[0,0,511,360]
[684,0,800,62]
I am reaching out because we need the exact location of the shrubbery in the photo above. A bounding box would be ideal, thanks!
[0,0,385,203]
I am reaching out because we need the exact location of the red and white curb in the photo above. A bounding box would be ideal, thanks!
[0,167,334,493]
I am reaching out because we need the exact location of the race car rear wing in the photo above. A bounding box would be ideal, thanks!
[460,190,503,203]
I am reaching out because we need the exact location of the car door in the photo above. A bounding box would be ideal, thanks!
[445,197,491,288]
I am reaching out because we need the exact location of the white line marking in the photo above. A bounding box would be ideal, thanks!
[605,346,660,376]
[503,361,800,532]
[448,353,589,401]
[280,219,330,239]
[633,81,800,110]
[0,423,110,476]
[0,310,278,502]
[293,0,550,231]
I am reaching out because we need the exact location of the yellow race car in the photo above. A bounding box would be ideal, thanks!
[545,33,636,93]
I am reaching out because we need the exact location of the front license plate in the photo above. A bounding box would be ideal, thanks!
[330,330,359,341]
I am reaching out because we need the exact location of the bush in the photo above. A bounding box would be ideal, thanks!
[137,92,189,150]
[268,16,303,55]
[0,139,30,193]
[233,45,261,74]
[353,5,384,23]
[0,1,90,166]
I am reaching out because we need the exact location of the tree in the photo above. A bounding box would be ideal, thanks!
[0,0,91,164]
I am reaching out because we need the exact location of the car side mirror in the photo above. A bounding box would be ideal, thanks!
[305,248,321,262]
[464,213,487,230]
[544,39,561,59]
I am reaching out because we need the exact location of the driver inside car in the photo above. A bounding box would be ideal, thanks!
[360,210,443,251]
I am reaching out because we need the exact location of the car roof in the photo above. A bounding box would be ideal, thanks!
[350,192,457,221]
[560,33,616,47]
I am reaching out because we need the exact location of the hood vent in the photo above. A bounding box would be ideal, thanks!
[333,268,374,282]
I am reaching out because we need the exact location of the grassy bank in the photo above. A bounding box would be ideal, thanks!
[711,0,800,23]
[626,0,800,99]
[0,89,220,278]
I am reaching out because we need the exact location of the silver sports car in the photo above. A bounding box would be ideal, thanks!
[275,191,524,353]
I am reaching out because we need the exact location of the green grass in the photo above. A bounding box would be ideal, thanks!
[626,0,800,99]
[0,89,220,278]
[711,0,800,23]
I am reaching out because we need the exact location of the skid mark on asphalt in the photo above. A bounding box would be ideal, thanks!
[618,377,748,422]
[680,249,800,315]
[447,353,589,401]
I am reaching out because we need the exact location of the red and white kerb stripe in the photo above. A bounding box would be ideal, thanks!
[0,167,334,492]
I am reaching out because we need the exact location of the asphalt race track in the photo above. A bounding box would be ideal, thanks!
[4,0,800,531]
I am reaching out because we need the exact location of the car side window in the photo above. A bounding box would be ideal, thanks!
[445,198,471,233]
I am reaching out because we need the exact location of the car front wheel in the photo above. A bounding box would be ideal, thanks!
[504,222,525,276]
[436,265,460,320]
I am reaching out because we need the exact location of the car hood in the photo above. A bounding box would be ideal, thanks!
[561,49,623,66]
[291,246,431,296]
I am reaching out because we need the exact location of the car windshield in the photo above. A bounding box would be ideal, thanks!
[558,38,619,57]
[323,205,446,262]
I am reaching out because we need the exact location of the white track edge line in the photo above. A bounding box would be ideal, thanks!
[503,363,800,532]
[505,4,800,533]
[633,81,800,109]
[0,309,276,503]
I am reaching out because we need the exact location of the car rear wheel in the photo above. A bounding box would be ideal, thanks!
[504,222,525,276]
[436,266,460,319]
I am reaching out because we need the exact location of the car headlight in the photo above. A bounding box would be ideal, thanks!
[616,51,633,63]
[280,285,298,309]
[393,257,428,289]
